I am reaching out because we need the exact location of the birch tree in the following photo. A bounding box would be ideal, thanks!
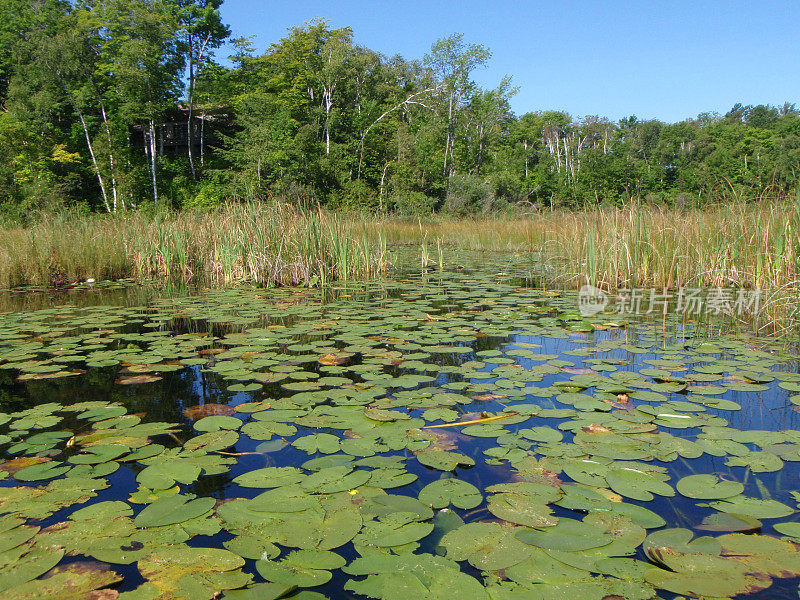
[424,34,490,183]
[174,0,229,179]
[92,0,183,207]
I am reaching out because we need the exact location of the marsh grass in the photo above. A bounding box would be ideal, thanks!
[1,199,797,329]
[368,199,800,331]
[0,203,387,288]
[369,200,799,286]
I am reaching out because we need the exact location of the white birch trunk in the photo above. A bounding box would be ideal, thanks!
[78,113,111,213]
[149,120,159,206]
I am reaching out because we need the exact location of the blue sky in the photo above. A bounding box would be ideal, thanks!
[217,0,800,123]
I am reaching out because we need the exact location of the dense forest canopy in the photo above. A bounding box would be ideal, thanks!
[1,0,799,219]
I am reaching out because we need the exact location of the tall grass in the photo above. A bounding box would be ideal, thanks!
[1,199,797,330]
[366,199,800,332]
[364,199,799,291]
[0,203,387,288]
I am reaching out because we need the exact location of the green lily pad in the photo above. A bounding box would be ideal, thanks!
[293,433,341,454]
[515,517,613,551]
[441,522,533,570]
[220,582,295,600]
[184,429,239,452]
[354,512,435,548]
[256,550,345,587]
[418,479,482,510]
[708,495,794,519]
[134,494,216,527]
[195,415,242,431]
[696,512,762,532]
[3,563,122,599]
[605,468,674,502]
[416,450,475,471]
[675,474,744,499]
[644,528,721,558]
[232,467,305,489]
[138,546,246,598]
[13,461,71,481]
[0,546,66,592]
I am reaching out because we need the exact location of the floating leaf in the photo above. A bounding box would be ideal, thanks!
[696,512,762,532]
[4,562,122,600]
[183,404,236,420]
[605,468,674,502]
[644,528,721,559]
[318,352,353,366]
[224,536,280,561]
[194,415,242,431]
[515,517,613,551]
[116,374,162,385]
[256,550,345,587]
[486,482,560,528]
[184,429,239,452]
[293,434,341,455]
[726,451,784,473]
[233,467,304,489]
[134,494,215,527]
[418,479,482,510]
[138,546,245,598]
[13,461,71,481]
[0,546,66,592]
[676,474,744,499]
[709,495,794,519]
[354,513,434,548]
[416,450,475,471]
[440,522,533,570]
[220,582,296,600]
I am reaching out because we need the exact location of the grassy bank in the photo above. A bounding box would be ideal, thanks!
[1,200,798,330]
[373,199,800,291]
[0,203,387,288]
[373,199,800,332]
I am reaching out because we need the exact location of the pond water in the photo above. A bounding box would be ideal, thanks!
[1,255,800,599]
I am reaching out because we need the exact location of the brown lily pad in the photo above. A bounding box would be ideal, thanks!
[0,457,50,475]
[473,393,508,401]
[183,404,236,420]
[115,375,162,385]
[4,562,122,600]
[122,364,153,374]
[318,352,354,366]
[17,370,82,381]
[581,424,612,434]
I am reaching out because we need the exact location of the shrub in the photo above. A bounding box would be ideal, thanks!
[331,179,377,211]
[444,173,498,215]
[390,191,436,214]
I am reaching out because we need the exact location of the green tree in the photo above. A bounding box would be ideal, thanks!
[173,0,229,179]
[424,33,491,183]
[89,0,184,206]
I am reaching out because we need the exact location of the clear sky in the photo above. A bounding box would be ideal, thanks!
[217,0,800,123]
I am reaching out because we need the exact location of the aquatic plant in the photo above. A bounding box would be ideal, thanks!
[0,264,799,598]
[0,203,388,289]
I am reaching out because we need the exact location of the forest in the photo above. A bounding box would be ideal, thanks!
[2,0,800,220]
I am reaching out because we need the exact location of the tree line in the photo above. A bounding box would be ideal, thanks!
[2,1,799,219]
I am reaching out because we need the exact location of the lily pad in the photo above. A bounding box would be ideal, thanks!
[515,518,613,551]
[418,479,482,510]
[134,494,216,527]
[3,563,122,599]
[416,450,475,471]
[676,474,744,499]
[441,522,533,570]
